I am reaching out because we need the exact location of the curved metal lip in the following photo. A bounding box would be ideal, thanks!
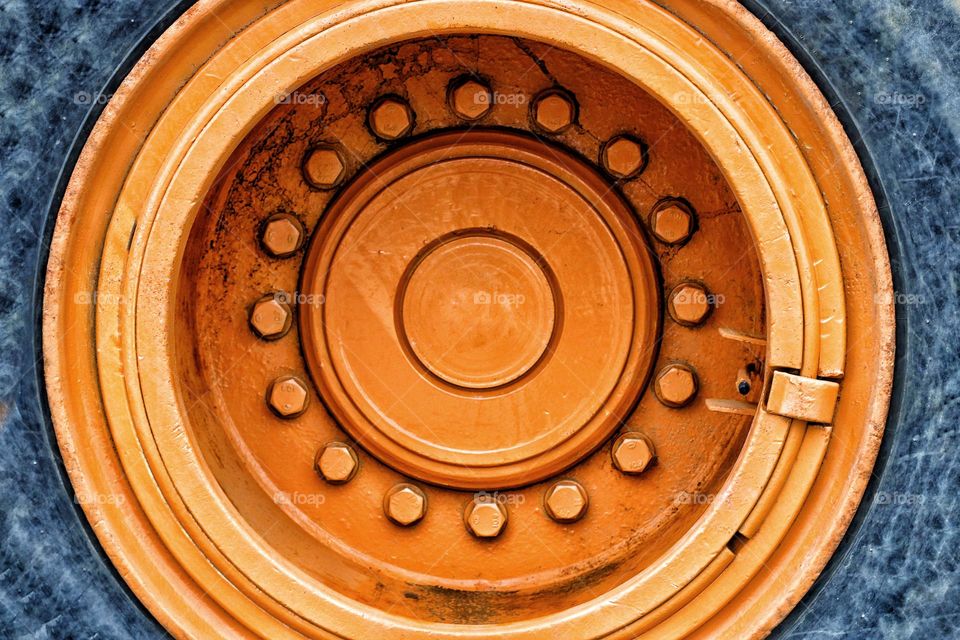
[29,0,197,632]
[733,1,907,635]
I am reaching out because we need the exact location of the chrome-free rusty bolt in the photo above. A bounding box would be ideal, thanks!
[249,295,292,340]
[612,432,656,475]
[260,213,305,258]
[464,495,508,538]
[668,282,713,326]
[267,375,309,418]
[302,146,346,189]
[601,135,648,179]
[315,442,359,484]
[368,96,415,141]
[384,483,427,526]
[649,199,696,245]
[532,89,575,134]
[544,480,589,523]
[654,363,699,408]
[449,77,492,121]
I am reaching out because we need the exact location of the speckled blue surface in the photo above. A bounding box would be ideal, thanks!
[0,1,957,638]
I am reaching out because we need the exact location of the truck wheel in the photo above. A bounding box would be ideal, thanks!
[4,1,954,638]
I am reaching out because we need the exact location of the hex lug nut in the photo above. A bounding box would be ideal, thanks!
[249,294,293,340]
[302,145,346,190]
[384,483,427,526]
[612,432,656,475]
[449,76,492,121]
[368,95,415,141]
[654,363,699,408]
[464,495,508,538]
[668,281,714,327]
[601,135,648,179]
[315,442,359,484]
[267,375,309,418]
[532,88,576,134]
[260,213,305,258]
[544,480,589,523]
[649,199,696,245]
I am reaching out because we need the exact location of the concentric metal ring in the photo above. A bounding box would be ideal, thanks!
[43,1,894,638]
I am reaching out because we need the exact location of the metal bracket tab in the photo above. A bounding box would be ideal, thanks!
[766,371,840,424]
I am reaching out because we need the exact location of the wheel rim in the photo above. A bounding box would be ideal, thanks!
[43,1,895,638]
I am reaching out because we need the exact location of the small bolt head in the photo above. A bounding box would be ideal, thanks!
[369,96,415,140]
[267,375,309,418]
[260,213,304,258]
[544,480,589,523]
[533,89,575,133]
[464,496,508,538]
[654,363,699,408]
[612,433,656,475]
[302,146,346,189]
[449,78,492,121]
[249,295,293,340]
[315,442,359,484]
[650,200,696,245]
[384,483,427,526]
[601,135,648,179]
[668,282,713,326]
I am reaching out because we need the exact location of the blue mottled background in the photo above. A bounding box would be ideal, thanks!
[0,0,957,638]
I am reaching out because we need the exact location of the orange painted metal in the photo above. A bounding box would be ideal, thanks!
[41,1,894,638]
[299,129,660,489]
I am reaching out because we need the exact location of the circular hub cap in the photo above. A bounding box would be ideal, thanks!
[301,130,658,488]
[401,232,556,389]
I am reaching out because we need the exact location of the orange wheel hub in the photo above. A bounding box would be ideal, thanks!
[43,1,895,638]
[300,130,660,488]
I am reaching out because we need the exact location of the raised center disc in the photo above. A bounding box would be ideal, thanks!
[299,130,660,489]
[399,232,558,390]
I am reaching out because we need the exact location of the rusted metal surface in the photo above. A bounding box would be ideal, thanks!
[41,1,895,638]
